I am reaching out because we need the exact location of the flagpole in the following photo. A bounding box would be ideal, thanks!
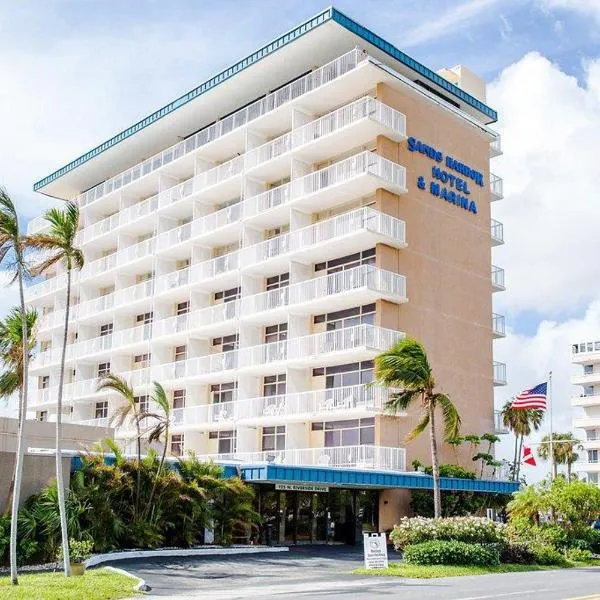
[548,371,554,482]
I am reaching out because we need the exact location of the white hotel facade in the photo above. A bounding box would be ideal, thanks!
[26,8,506,496]
[572,341,600,485]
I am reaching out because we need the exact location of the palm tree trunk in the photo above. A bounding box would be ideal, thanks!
[428,402,442,518]
[512,433,518,481]
[135,417,141,520]
[55,268,71,576]
[146,423,169,517]
[10,266,29,585]
[515,434,524,482]
[567,461,572,482]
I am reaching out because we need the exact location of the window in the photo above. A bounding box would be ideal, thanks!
[588,449,599,464]
[313,361,374,388]
[136,312,153,325]
[315,248,375,274]
[262,426,285,451]
[171,434,184,456]
[314,304,375,330]
[312,417,375,447]
[174,345,187,362]
[173,389,186,409]
[40,376,50,389]
[264,225,289,240]
[134,395,149,413]
[176,301,190,316]
[212,334,238,352]
[136,271,153,283]
[133,353,151,369]
[211,382,237,404]
[584,364,595,375]
[38,411,47,422]
[95,401,108,419]
[98,362,111,377]
[214,287,241,303]
[266,273,289,291]
[176,258,190,270]
[265,323,287,344]
[587,430,598,442]
[100,323,114,336]
[209,430,236,454]
[263,374,286,397]
[589,473,599,484]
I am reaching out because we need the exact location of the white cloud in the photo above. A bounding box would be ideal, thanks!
[489,52,600,316]
[499,14,513,41]
[401,0,506,47]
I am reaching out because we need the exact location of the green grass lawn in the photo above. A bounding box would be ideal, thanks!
[352,561,600,578]
[0,567,140,600]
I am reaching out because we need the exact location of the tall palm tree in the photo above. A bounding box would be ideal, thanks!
[28,201,84,577]
[0,187,33,585]
[538,432,582,480]
[0,308,37,516]
[97,373,142,518]
[374,338,461,518]
[138,382,172,515]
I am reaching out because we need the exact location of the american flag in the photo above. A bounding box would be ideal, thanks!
[511,382,547,410]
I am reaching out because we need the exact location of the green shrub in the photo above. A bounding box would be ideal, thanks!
[531,544,568,566]
[390,517,506,551]
[58,539,94,563]
[403,540,500,566]
[498,542,536,565]
[567,547,593,562]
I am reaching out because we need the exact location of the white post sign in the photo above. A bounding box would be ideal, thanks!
[363,532,388,569]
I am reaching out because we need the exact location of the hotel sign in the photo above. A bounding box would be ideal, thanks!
[363,532,389,569]
[275,483,329,493]
[408,136,481,215]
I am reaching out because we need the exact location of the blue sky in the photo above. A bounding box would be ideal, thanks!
[1,0,600,479]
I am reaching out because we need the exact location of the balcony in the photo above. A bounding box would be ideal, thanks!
[239,324,403,375]
[153,351,239,384]
[572,372,600,386]
[82,239,156,283]
[26,272,79,305]
[489,135,502,158]
[240,264,407,325]
[491,265,505,292]
[490,173,503,201]
[197,445,406,472]
[573,418,600,430]
[153,300,240,341]
[27,215,50,235]
[492,313,506,338]
[490,219,504,246]
[572,341,600,364]
[243,207,406,276]
[493,361,507,386]
[573,461,600,473]
[243,151,406,227]
[494,410,508,434]
[76,417,111,428]
[244,96,406,181]
[571,395,600,408]
[29,384,75,408]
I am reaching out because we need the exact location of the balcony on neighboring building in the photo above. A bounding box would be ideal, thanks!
[493,361,507,386]
[490,218,504,246]
[492,313,506,338]
[490,173,503,201]
[489,135,502,158]
[572,340,600,365]
[491,265,505,292]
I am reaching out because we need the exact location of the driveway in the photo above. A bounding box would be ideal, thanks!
[109,545,600,599]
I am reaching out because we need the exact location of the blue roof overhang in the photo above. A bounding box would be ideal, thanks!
[34,6,497,201]
[236,463,519,494]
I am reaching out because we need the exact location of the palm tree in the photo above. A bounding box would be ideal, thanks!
[538,432,582,480]
[374,338,461,518]
[28,201,84,577]
[0,308,37,516]
[137,382,172,515]
[0,187,33,585]
[97,374,143,518]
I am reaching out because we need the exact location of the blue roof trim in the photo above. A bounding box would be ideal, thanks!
[239,464,518,494]
[330,8,497,122]
[34,6,497,194]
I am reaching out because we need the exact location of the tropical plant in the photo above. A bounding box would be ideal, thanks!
[96,374,142,518]
[374,338,461,518]
[501,401,544,481]
[0,187,33,585]
[473,433,501,478]
[27,200,84,577]
[537,432,583,480]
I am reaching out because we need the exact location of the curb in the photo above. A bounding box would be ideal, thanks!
[86,545,289,567]
[103,565,149,593]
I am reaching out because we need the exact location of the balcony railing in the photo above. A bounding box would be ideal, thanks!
[489,135,502,158]
[490,218,504,245]
[493,361,507,385]
[154,351,239,381]
[27,215,50,235]
[191,202,242,239]
[492,313,506,337]
[153,301,239,338]
[490,173,503,200]
[77,417,111,428]
[77,49,366,209]
[193,250,240,283]
[494,410,508,434]
[573,341,600,355]
[198,444,406,471]
[491,265,505,290]
[80,213,120,245]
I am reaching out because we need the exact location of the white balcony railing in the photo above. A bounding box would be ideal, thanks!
[198,445,406,471]
[156,222,192,252]
[490,219,504,244]
[491,265,505,290]
[77,49,366,209]
[490,173,503,200]
[493,361,507,385]
[27,215,50,235]
[76,417,111,428]
[191,202,242,239]
[490,136,502,158]
[80,213,120,245]
[153,301,239,338]
[573,341,600,355]
[154,351,239,381]
[492,313,506,337]
[193,250,240,283]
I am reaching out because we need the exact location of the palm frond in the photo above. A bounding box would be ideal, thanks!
[374,338,433,391]
[407,410,430,441]
[385,389,420,414]
[434,393,461,441]
[151,381,170,417]
[97,373,135,402]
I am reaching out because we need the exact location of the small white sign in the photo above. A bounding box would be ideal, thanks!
[363,532,389,569]
[274,483,329,493]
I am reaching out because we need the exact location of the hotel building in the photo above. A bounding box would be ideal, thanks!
[571,340,600,485]
[27,8,511,539]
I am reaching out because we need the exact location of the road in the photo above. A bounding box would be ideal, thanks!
[110,546,600,600]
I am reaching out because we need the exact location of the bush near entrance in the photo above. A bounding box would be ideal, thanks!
[403,540,500,567]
